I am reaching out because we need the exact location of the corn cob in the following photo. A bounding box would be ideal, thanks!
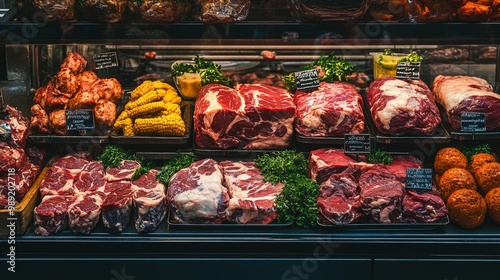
[125,90,160,110]
[162,90,182,104]
[116,110,128,121]
[134,114,185,136]
[140,109,177,119]
[113,117,133,129]
[123,125,135,136]
[130,81,176,101]
[126,101,171,119]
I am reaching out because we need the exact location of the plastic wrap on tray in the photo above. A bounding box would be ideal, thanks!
[193,0,251,23]
[15,0,77,22]
[127,0,192,22]
[76,0,126,23]
[288,0,370,21]
[408,0,500,22]
[364,0,407,22]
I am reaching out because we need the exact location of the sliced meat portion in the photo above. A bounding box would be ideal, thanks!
[34,195,77,236]
[1,105,30,148]
[103,180,132,195]
[403,187,448,223]
[295,82,365,136]
[367,77,441,135]
[102,187,134,233]
[73,161,106,194]
[68,192,106,234]
[319,173,359,199]
[133,188,167,233]
[167,159,229,224]
[131,169,164,192]
[39,167,75,197]
[52,154,90,177]
[106,160,141,182]
[360,179,404,223]
[432,75,500,131]
[0,145,27,175]
[220,161,284,224]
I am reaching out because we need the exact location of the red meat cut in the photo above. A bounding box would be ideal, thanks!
[102,187,134,233]
[106,160,141,182]
[432,75,500,131]
[367,77,441,135]
[220,161,284,224]
[0,105,29,148]
[0,144,27,175]
[359,179,404,223]
[402,187,448,223]
[295,82,365,136]
[39,167,75,197]
[52,154,90,177]
[34,195,76,236]
[131,169,164,192]
[73,161,106,194]
[194,83,295,149]
[0,163,40,203]
[68,192,106,234]
[133,188,167,233]
[104,180,132,194]
[167,159,229,224]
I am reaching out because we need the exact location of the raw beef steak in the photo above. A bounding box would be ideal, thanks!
[102,187,134,233]
[73,161,106,194]
[308,148,371,185]
[133,189,167,233]
[403,187,448,223]
[0,163,40,202]
[52,154,91,177]
[106,160,141,182]
[220,161,284,224]
[68,192,106,234]
[0,144,27,175]
[359,179,404,223]
[367,77,441,135]
[39,167,75,197]
[295,82,365,136]
[317,174,364,225]
[34,195,76,236]
[104,180,132,194]
[167,159,229,224]
[432,75,500,131]
[0,196,9,209]
[131,169,164,192]
[0,105,29,148]
[194,83,295,149]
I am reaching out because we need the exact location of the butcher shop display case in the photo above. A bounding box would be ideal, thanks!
[2,2,500,279]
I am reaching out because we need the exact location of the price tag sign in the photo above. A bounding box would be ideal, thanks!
[461,112,486,132]
[93,52,119,70]
[405,168,433,190]
[396,62,421,80]
[294,69,320,91]
[65,110,95,131]
[344,134,371,154]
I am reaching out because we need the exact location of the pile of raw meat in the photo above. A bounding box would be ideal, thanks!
[310,148,448,225]
[33,153,167,235]
[194,83,295,149]
[168,159,284,224]
[0,106,45,209]
[30,52,123,136]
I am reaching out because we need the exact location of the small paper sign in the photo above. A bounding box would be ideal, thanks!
[396,62,421,80]
[344,134,371,154]
[93,52,119,70]
[295,69,320,91]
[406,168,433,190]
[461,112,486,132]
[66,110,95,131]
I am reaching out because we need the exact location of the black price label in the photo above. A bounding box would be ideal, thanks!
[396,62,421,80]
[66,110,95,131]
[461,112,486,132]
[93,52,119,70]
[406,168,433,190]
[344,134,371,154]
[295,69,320,91]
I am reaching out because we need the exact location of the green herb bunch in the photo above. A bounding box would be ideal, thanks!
[98,145,153,180]
[156,152,195,186]
[399,51,423,63]
[460,144,492,161]
[367,149,393,165]
[255,150,320,228]
[172,55,232,87]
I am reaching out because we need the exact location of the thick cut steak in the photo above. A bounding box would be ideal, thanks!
[104,180,132,194]
[73,161,106,194]
[34,195,76,236]
[360,179,404,223]
[167,159,229,224]
[52,154,90,177]
[295,82,365,136]
[68,192,106,234]
[39,167,75,197]
[133,189,167,233]
[432,75,500,131]
[220,161,284,224]
[403,187,448,223]
[367,77,441,135]
[317,174,364,225]
[0,163,40,202]
[194,83,295,149]
[106,160,141,182]
[131,169,164,192]
[102,187,134,233]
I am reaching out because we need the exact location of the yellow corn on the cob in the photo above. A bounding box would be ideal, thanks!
[125,90,160,110]
[162,90,182,104]
[140,109,177,119]
[126,101,170,119]
[116,110,128,121]
[113,117,133,129]
[134,114,185,136]
[130,81,154,101]
[123,125,135,136]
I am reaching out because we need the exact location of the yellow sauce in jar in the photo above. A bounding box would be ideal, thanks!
[177,73,202,99]
[371,52,406,80]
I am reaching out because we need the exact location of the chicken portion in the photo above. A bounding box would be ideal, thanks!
[69,91,100,110]
[51,69,79,98]
[44,85,70,112]
[60,52,87,73]
[49,109,67,136]
[77,71,99,92]
[30,104,50,134]
[94,100,117,128]
[91,78,123,102]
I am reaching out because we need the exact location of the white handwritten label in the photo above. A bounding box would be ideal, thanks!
[93,52,119,70]
[295,69,320,91]
[396,62,421,80]
[461,112,486,132]
[406,168,433,190]
[65,110,95,130]
[344,134,371,154]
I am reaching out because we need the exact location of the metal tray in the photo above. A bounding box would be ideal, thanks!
[193,140,294,157]
[295,128,373,145]
[29,135,109,144]
[110,101,193,145]
[438,107,500,141]
[318,216,450,231]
